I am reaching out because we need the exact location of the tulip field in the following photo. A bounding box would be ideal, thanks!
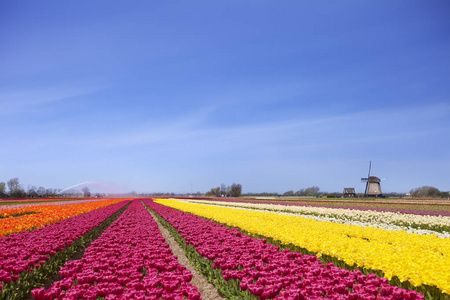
[0,199,126,237]
[0,198,449,299]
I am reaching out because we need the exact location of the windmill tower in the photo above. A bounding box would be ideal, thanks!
[361,161,384,197]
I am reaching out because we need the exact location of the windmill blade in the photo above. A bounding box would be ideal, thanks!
[380,178,387,181]
[365,181,369,196]
[368,161,372,178]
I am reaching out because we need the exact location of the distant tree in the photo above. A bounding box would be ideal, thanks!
[27,185,37,193]
[7,177,21,193]
[307,186,320,196]
[7,177,26,198]
[205,187,220,197]
[82,187,91,197]
[294,189,303,196]
[51,188,61,196]
[409,186,441,198]
[242,192,280,197]
[383,192,407,198]
[226,186,232,197]
[220,184,227,197]
[0,182,6,197]
[27,185,38,198]
[295,186,320,197]
[37,186,46,197]
[14,189,27,198]
[283,190,294,196]
[42,188,59,197]
[229,183,242,197]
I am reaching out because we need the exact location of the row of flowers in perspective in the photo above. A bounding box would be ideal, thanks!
[155,199,450,296]
[146,200,426,300]
[32,200,202,300]
[0,199,109,210]
[186,200,450,235]
[0,200,130,299]
[204,198,450,216]
[1,197,447,299]
[0,199,128,237]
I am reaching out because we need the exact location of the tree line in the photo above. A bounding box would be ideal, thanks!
[235,185,449,199]
[0,177,61,198]
[282,186,320,197]
[1,178,447,199]
[205,183,242,197]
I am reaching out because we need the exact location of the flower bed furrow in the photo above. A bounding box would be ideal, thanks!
[0,199,129,237]
[0,200,130,300]
[146,200,426,300]
[146,207,225,300]
[155,199,450,298]
[32,199,201,300]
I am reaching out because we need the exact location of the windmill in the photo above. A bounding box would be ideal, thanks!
[361,161,385,197]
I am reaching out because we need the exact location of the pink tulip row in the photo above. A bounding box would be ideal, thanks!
[0,201,129,288]
[145,200,424,300]
[32,200,201,300]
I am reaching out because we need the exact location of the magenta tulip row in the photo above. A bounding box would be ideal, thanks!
[0,201,130,288]
[145,200,424,300]
[32,200,201,300]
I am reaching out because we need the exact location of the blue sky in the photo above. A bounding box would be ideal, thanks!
[1,1,449,194]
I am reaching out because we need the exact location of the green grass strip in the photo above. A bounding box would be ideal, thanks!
[0,211,41,219]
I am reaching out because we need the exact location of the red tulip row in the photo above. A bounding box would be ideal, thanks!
[144,200,424,300]
[32,200,201,300]
[0,200,130,299]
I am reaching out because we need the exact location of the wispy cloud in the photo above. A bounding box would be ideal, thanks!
[0,85,102,114]
[4,100,447,158]
[73,101,450,156]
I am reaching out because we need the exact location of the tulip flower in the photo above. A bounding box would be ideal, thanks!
[147,199,426,300]
[31,200,202,299]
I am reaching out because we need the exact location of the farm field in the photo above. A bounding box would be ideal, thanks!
[191,197,450,215]
[0,198,448,299]
[0,199,128,237]
[153,198,450,299]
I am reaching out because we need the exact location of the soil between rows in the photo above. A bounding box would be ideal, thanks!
[147,209,225,300]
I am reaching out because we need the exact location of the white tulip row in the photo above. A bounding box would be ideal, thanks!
[183,199,450,238]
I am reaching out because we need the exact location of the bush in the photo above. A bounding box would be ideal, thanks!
[409,186,441,198]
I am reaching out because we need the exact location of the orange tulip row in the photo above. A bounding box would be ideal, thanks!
[0,199,130,237]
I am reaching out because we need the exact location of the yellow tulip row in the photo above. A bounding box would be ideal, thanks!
[155,199,450,295]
